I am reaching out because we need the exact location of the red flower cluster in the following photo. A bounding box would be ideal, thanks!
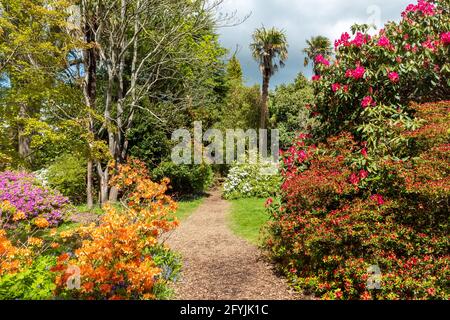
[345,66,365,80]
[334,32,351,49]
[402,0,436,17]
[388,71,399,83]
[440,32,450,45]
[315,54,330,66]
[361,96,375,108]
[377,36,391,48]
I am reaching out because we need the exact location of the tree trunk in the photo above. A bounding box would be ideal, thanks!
[86,159,93,209]
[18,103,31,165]
[260,72,270,129]
[97,163,109,205]
[82,9,98,209]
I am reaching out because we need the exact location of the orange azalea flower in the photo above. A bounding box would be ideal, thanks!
[50,242,60,249]
[12,211,26,221]
[82,282,95,293]
[34,217,50,228]
[99,283,112,294]
[27,237,44,247]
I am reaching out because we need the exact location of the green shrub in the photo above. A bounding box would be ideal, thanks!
[152,161,213,195]
[269,74,318,149]
[0,255,57,300]
[44,154,87,204]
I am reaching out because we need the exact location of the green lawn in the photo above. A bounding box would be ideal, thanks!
[228,198,269,245]
[174,197,205,221]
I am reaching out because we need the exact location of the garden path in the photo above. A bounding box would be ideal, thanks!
[165,189,303,300]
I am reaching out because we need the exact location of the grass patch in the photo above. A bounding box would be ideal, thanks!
[74,204,106,215]
[174,197,205,221]
[229,197,269,245]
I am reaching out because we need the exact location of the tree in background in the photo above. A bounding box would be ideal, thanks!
[250,27,288,129]
[227,54,243,82]
[269,74,318,148]
[0,0,76,168]
[221,55,260,130]
[303,35,332,75]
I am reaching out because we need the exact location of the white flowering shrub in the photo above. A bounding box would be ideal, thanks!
[222,160,281,199]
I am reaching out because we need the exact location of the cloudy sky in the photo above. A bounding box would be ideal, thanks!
[216,0,411,88]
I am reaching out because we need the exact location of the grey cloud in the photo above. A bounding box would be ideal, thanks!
[216,0,412,88]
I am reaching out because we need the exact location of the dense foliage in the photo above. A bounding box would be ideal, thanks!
[269,74,318,148]
[152,162,214,196]
[43,154,87,204]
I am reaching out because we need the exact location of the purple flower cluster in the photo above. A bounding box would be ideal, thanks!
[0,171,69,225]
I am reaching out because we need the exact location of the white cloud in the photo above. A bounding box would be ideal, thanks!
[216,0,412,88]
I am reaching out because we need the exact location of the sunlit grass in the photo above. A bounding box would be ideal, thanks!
[228,198,269,245]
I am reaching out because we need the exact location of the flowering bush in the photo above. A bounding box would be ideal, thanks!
[0,171,69,226]
[52,159,180,300]
[1,192,61,299]
[312,0,450,137]
[265,101,450,300]
[223,158,281,200]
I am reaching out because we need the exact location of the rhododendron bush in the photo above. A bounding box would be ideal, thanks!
[265,101,449,300]
[312,0,450,137]
[53,159,180,300]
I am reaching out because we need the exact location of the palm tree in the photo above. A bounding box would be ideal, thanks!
[250,26,288,129]
[303,36,332,75]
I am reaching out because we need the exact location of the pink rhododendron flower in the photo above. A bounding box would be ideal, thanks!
[332,83,341,92]
[315,54,330,66]
[335,32,351,48]
[361,96,375,108]
[349,173,360,185]
[352,66,365,79]
[402,0,435,17]
[359,169,369,179]
[351,32,370,47]
[441,32,450,45]
[378,36,391,48]
[361,148,368,158]
[312,75,321,81]
[388,71,400,83]
[371,194,385,206]
[422,38,436,50]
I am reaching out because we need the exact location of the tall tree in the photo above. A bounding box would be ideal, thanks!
[227,54,243,83]
[77,0,229,203]
[250,26,288,129]
[0,0,75,168]
[303,35,332,75]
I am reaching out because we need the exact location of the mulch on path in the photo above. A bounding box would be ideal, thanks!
[165,189,305,300]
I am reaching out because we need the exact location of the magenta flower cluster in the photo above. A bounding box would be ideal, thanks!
[402,0,436,17]
[0,171,69,225]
